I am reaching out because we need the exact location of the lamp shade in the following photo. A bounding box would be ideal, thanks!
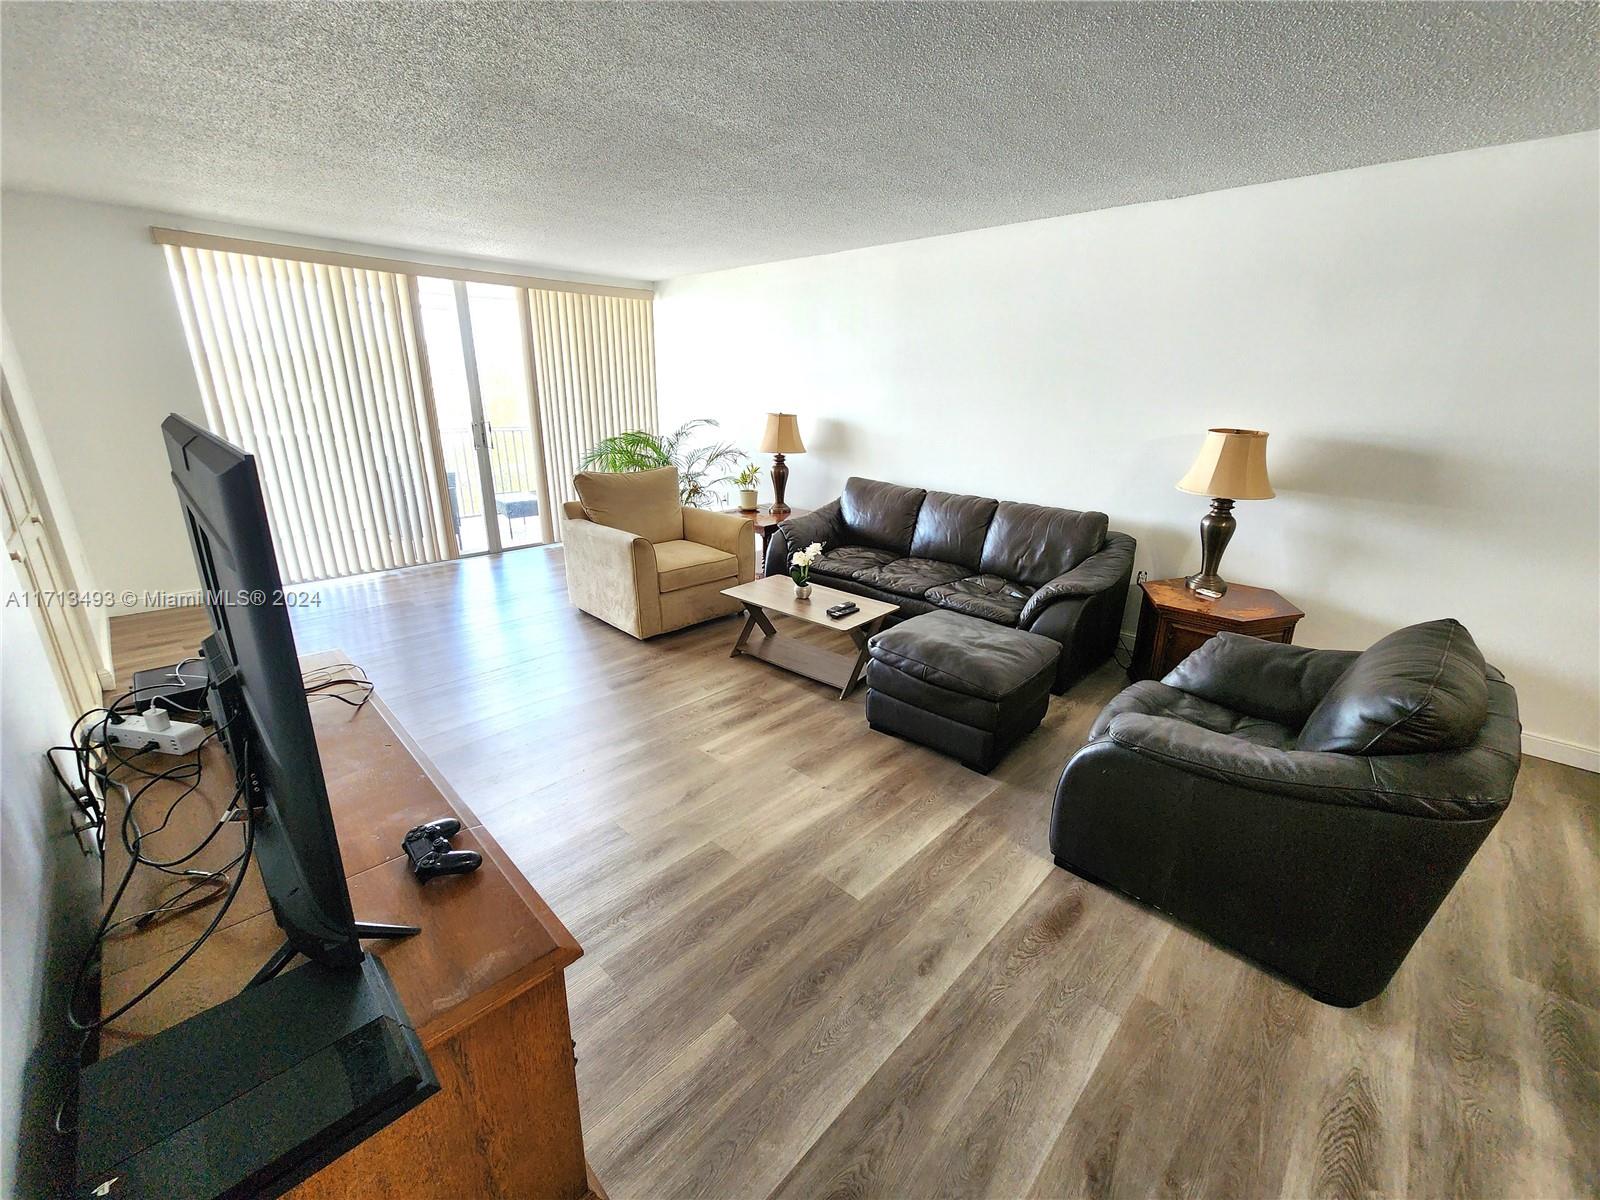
[1176,428,1274,500]
[759,412,806,455]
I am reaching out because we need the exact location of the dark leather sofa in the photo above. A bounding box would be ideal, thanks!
[1051,620,1521,1006]
[768,477,1135,692]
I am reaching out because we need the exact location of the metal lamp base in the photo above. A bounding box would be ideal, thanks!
[770,453,790,516]
[1185,497,1236,599]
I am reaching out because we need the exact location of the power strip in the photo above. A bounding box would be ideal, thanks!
[99,711,208,756]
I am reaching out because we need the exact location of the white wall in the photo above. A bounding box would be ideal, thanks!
[1,193,204,607]
[656,133,1600,765]
[2,329,104,1196]
[1,549,98,1197]
[0,190,651,609]
[2,316,113,676]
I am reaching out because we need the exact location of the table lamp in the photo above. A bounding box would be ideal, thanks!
[760,412,806,515]
[1176,428,1274,598]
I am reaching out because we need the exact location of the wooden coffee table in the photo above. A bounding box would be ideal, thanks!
[722,575,898,699]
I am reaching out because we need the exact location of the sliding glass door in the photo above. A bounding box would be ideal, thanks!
[466,282,551,549]
[415,278,548,555]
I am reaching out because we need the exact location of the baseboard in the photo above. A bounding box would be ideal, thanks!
[1521,733,1600,774]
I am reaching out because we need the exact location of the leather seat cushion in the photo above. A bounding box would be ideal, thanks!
[811,545,899,579]
[978,501,1109,585]
[1091,680,1297,751]
[868,610,1060,702]
[839,477,928,553]
[853,556,971,598]
[654,539,738,593]
[909,491,999,570]
[804,574,939,619]
[867,655,1052,731]
[1297,619,1489,755]
[924,574,1036,626]
[1161,633,1359,730]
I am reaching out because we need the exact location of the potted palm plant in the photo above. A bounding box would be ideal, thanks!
[788,541,824,600]
[733,462,762,512]
[582,419,744,507]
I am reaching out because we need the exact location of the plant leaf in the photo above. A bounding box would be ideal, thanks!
[582,418,746,507]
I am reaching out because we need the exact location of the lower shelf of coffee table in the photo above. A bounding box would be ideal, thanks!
[738,632,859,691]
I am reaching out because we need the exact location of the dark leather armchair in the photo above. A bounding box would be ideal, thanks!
[1051,621,1521,1006]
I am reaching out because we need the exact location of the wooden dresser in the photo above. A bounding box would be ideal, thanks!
[1129,577,1304,682]
[97,654,604,1199]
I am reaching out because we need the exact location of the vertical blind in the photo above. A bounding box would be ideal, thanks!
[165,246,451,583]
[527,288,658,512]
[160,229,658,583]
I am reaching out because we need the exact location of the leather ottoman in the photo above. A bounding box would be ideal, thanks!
[865,610,1060,772]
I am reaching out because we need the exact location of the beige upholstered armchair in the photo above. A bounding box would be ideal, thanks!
[562,466,755,639]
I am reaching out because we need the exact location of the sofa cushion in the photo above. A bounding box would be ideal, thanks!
[909,491,999,570]
[868,610,1060,702]
[1162,633,1361,729]
[653,539,738,593]
[1296,619,1490,755]
[854,556,970,598]
[810,545,899,580]
[924,574,1035,626]
[806,573,940,618]
[866,655,1053,732]
[839,477,928,553]
[574,466,683,544]
[1092,680,1298,751]
[978,501,1109,586]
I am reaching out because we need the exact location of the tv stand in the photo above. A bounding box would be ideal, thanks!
[95,651,606,1199]
[246,923,422,990]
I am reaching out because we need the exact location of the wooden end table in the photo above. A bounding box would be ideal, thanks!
[723,505,812,577]
[1129,577,1304,682]
[722,575,897,699]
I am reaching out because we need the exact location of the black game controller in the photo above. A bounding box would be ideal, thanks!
[402,817,483,883]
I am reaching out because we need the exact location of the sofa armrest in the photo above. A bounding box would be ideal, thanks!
[1101,711,1510,819]
[1161,634,1360,729]
[766,499,844,577]
[1019,531,1135,627]
[683,508,756,580]
[564,513,656,559]
[561,516,661,637]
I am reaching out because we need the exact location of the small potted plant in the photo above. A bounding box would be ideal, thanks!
[733,462,761,512]
[789,541,824,599]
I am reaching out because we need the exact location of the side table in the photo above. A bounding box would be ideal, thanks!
[1129,577,1304,682]
[723,505,812,577]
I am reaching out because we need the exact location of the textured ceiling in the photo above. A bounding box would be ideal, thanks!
[3,2,1595,282]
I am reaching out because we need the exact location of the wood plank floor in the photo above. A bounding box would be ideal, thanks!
[111,547,1600,1200]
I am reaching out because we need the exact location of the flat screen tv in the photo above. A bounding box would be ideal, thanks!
[76,417,440,1199]
[161,413,414,977]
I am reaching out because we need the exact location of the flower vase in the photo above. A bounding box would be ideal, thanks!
[793,581,811,600]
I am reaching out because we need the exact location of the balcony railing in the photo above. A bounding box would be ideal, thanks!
[439,426,541,519]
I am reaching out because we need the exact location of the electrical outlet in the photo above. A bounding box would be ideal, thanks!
[97,712,207,756]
